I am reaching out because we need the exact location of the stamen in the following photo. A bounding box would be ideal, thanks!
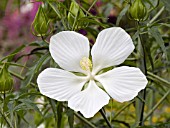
[80,57,92,71]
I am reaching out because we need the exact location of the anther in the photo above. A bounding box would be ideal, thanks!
[80,57,92,71]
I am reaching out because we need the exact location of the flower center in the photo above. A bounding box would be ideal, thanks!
[88,73,95,80]
[80,57,92,71]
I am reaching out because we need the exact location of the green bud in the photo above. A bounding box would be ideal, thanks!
[44,3,58,21]
[32,6,49,36]
[47,9,57,20]
[0,65,13,93]
[128,0,147,21]
[68,1,85,28]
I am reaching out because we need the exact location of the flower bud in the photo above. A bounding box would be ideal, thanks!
[43,3,58,21]
[128,0,147,21]
[68,1,85,28]
[0,65,13,93]
[47,8,57,20]
[32,6,49,36]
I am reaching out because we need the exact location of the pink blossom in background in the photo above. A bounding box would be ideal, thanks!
[0,27,3,40]
[27,1,42,22]
[2,1,41,40]
[96,0,103,7]
[0,1,42,91]
[0,1,42,68]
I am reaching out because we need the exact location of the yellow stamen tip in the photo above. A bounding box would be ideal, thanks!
[80,57,92,71]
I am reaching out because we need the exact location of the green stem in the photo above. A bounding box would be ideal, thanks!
[5,70,96,128]
[0,108,13,128]
[62,104,96,128]
[0,67,36,88]
[1,68,97,128]
[112,119,130,128]
[100,108,112,128]
[148,6,165,24]
[139,35,147,126]
[3,92,6,102]
[47,1,68,30]
[135,21,147,126]
[147,71,170,87]
[71,4,80,31]
[74,112,97,128]
[148,86,155,125]
[8,70,36,87]
[143,89,170,121]
[112,100,134,119]
[49,99,57,127]
[87,0,98,14]
[2,91,13,127]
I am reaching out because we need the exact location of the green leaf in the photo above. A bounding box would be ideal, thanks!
[19,99,42,115]
[162,0,170,12]
[132,31,140,41]
[13,103,29,111]
[47,1,61,19]
[167,46,170,60]
[149,26,168,60]
[0,62,28,68]
[28,41,49,47]
[116,4,130,26]
[145,0,159,8]
[23,53,50,86]
[161,23,170,27]
[78,17,108,28]
[60,113,68,128]
[8,44,26,62]
[68,1,85,29]
[145,0,154,8]
[0,45,26,62]
[17,92,42,100]
[49,98,57,127]
[144,89,170,121]
[7,101,15,123]
[66,108,74,128]
[47,1,68,30]
[137,122,170,128]
[147,71,170,88]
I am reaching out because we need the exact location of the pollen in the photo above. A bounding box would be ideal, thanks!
[80,57,92,71]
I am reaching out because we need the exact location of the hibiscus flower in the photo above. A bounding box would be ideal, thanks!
[37,27,147,118]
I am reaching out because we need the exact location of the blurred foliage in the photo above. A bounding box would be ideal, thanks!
[0,0,170,128]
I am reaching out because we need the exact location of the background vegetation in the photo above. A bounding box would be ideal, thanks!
[0,0,170,127]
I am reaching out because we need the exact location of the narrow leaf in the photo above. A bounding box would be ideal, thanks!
[149,27,168,60]
[23,53,50,86]
[116,4,129,26]
[162,0,170,12]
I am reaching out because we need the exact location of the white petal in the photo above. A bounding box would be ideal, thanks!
[95,66,148,102]
[50,31,90,73]
[91,27,134,73]
[68,80,110,118]
[37,68,87,101]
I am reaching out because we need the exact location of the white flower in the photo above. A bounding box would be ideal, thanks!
[37,123,45,128]
[37,27,148,118]
[21,2,33,14]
